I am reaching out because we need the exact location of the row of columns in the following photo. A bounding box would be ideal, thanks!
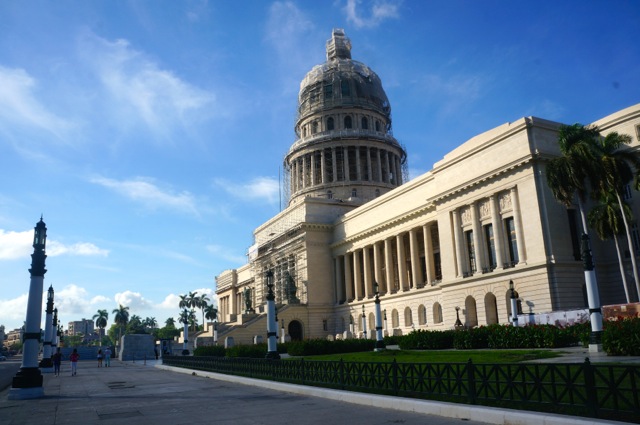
[335,224,439,304]
[290,145,403,194]
[452,188,526,277]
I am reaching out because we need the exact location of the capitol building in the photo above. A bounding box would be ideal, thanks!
[206,29,640,345]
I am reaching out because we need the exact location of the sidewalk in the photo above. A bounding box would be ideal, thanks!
[0,355,633,425]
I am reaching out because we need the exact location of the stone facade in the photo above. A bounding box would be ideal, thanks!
[210,29,640,346]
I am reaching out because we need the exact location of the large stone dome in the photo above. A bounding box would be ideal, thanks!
[285,29,407,207]
[296,29,392,131]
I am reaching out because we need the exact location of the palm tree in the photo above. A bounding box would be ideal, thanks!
[588,193,633,303]
[92,309,108,346]
[178,293,190,310]
[178,308,190,354]
[197,293,210,331]
[546,123,604,346]
[188,309,198,332]
[144,317,157,330]
[204,304,218,328]
[112,304,130,343]
[165,317,176,328]
[595,131,640,300]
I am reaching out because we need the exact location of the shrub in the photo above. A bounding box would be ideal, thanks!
[193,345,226,357]
[397,329,455,350]
[603,317,640,356]
[225,343,271,358]
[453,327,489,349]
[285,338,375,356]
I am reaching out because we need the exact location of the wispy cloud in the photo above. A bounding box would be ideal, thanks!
[114,290,153,311]
[90,176,200,216]
[0,293,28,325]
[0,66,73,142]
[212,176,279,204]
[343,0,401,29]
[0,229,108,260]
[78,31,215,140]
[412,73,486,116]
[206,244,246,265]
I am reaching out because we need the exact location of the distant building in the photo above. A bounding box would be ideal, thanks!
[209,29,640,345]
[4,328,24,350]
[67,319,94,337]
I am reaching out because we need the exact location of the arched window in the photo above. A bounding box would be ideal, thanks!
[404,307,413,327]
[418,305,427,325]
[351,188,357,198]
[312,121,318,134]
[344,116,352,129]
[303,127,307,137]
[327,117,334,131]
[361,117,368,129]
[341,80,350,96]
[433,302,443,324]
[375,120,381,132]
[327,190,333,199]
[391,309,399,328]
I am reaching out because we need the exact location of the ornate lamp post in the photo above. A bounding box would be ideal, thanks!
[50,308,58,354]
[9,218,48,400]
[509,280,519,327]
[383,309,388,336]
[454,306,463,329]
[280,319,285,343]
[265,270,280,359]
[581,234,603,352]
[361,305,367,339]
[39,285,55,371]
[373,282,385,351]
[213,320,218,345]
[179,308,189,355]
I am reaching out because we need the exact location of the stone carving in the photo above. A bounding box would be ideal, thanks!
[243,287,253,313]
[499,192,512,212]
[460,207,471,225]
[479,200,490,219]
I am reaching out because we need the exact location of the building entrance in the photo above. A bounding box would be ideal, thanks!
[288,320,303,341]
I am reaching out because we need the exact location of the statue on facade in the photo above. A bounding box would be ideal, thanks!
[243,287,253,313]
[284,272,299,304]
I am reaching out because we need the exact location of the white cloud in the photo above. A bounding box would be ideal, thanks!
[0,66,73,141]
[0,229,32,260]
[55,284,94,315]
[158,293,181,310]
[0,293,28,326]
[78,31,215,139]
[0,229,108,259]
[90,176,200,216]
[343,0,401,29]
[114,290,153,311]
[212,176,279,204]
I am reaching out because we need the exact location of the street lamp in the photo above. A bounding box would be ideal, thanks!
[383,309,388,335]
[509,280,519,327]
[373,281,385,351]
[265,270,280,360]
[361,305,367,339]
[454,306,463,328]
[40,285,55,370]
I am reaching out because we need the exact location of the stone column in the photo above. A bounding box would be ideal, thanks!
[310,151,316,186]
[452,210,465,277]
[409,229,423,289]
[363,246,372,298]
[373,241,383,293]
[321,149,327,184]
[376,148,382,182]
[384,238,394,293]
[335,256,344,304]
[490,195,505,268]
[510,187,526,263]
[422,224,434,285]
[332,147,338,182]
[471,202,484,273]
[353,249,362,300]
[396,155,402,185]
[385,151,391,183]
[344,253,354,301]
[344,146,350,182]
[355,147,362,181]
[396,234,408,291]
[366,147,372,182]
[302,154,308,188]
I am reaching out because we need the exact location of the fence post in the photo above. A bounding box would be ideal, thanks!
[392,359,398,396]
[583,358,599,418]
[340,359,345,390]
[467,359,477,405]
[301,358,305,385]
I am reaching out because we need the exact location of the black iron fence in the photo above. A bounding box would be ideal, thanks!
[162,356,640,423]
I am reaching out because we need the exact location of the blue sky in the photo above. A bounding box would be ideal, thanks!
[1,0,639,333]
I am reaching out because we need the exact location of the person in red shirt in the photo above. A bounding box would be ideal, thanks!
[69,348,80,376]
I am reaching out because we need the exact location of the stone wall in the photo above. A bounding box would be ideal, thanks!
[119,334,156,361]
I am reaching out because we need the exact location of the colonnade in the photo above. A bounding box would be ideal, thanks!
[334,223,441,304]
[452,187,526,277]
[290,145,403,194]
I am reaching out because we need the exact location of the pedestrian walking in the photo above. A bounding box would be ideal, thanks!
[69,348,79,376]
[104,347,111,367]
[52,348,62,376]
[97,349,103,367]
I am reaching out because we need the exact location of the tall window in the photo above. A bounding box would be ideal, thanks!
[505,217,519,265]
[341,80,350,96]
[351,188,357,198]
[375,120,381,131]
[567,209,581,261]
[311,121,318,134]
[344,116,352,129]
[623,184,633,200]
[432,302,443,324]
[361,117,368,129]
[632,222,640,253]
[465,230,476,274]
[327,117,334,131]
[324,84,333,100]
[484,224,496,270]
[327,190,333,199]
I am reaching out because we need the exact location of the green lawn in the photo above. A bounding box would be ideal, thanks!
[294,348,563,363]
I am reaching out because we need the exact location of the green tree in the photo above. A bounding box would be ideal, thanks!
[112,304,130,343]
[127,315,146,334]
[588,193,633,303]
[92,309,109,346]
[197,293,210,331]
[144,317,157,330]
[594,131,640,300]
[546,123,604,344]
[164,317,176,328]
[188,309,198,332]
[204,304,218,327]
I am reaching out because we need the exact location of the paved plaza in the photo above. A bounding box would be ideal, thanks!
[1,350,636,425]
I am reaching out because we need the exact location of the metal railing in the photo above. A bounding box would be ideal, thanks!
[163,356,640,423]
